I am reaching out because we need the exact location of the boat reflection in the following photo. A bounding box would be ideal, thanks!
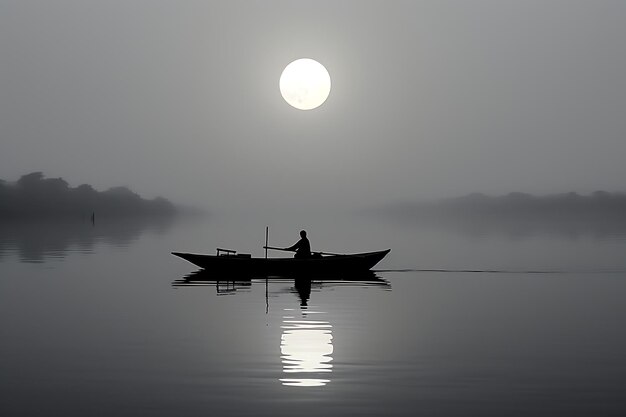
[172,270,391,294]
[172,270,389,388]
[280,277,335,387]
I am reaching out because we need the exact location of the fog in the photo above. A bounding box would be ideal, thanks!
[2,1,625,213]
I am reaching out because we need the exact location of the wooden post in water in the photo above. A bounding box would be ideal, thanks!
[265,226,269,314]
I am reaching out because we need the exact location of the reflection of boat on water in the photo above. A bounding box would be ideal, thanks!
[171,268,390,388]
[172,269,391,294]
[171,249,390,275]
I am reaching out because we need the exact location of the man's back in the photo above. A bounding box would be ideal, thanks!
[294,237,311,258]
[286,230,312,258]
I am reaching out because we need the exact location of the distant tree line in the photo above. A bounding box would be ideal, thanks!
[0,172,176,218]
[386,191,626,220]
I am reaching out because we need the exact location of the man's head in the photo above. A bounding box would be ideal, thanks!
[300,230,307,238]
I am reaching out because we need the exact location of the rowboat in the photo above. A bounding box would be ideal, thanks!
[171,248,390,276]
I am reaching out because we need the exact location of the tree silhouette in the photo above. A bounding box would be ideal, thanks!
[0,172,176,218]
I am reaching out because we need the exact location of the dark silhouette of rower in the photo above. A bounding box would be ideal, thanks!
[284,230,311,259]
[294,277,312,307]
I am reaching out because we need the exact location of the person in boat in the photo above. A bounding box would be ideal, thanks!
[284,230,311,259]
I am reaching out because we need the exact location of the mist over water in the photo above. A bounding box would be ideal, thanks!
[3,1,626,210]
[3,1,626,415]
[2,212,625,416]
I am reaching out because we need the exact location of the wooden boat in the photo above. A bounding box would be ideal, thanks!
[171,248,390,275]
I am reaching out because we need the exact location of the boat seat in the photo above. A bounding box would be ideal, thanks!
[219,253,252,258]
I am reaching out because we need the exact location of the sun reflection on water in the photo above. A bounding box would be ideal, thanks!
[280,308,333,387]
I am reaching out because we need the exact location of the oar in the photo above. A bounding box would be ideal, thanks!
[263,245,342,256]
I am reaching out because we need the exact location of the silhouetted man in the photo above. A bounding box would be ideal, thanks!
[284,230,311,259]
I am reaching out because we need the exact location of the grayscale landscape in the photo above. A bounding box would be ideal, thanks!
[1,1,626,416]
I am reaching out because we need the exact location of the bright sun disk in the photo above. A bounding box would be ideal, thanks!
[279,58,331,110]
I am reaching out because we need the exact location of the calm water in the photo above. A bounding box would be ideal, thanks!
[1,213,626,416]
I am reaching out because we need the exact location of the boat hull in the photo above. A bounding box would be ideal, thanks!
[171,249,390,275]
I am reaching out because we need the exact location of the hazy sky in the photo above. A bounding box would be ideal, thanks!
[1,0,625,211]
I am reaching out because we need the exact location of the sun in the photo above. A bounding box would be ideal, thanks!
[279,58,331,110]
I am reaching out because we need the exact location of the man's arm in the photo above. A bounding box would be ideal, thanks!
[284,240,302,251]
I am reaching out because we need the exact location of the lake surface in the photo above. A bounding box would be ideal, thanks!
[1,212,625,416]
